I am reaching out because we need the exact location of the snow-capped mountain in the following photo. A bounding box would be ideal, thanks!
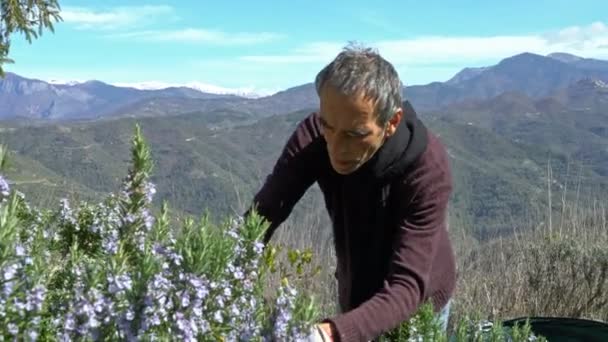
[111,81,273,98]
[45,79,273,99]
[0,72,244,120]
[46,78,85,86]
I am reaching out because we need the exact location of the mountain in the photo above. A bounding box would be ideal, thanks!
[108,81,269,98]
[235,51,608,114]
[445,67,489,85]
[0,73,238,121]
[548,52,608,73]
[547,52,585,64]
[551,78,608,109]
[430,78,608,179]
[3,51,608,122]
[0,72,319,122]
[404,52,608,110]
[107,83,320,120]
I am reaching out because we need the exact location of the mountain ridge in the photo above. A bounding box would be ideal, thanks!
[3,51,608,121]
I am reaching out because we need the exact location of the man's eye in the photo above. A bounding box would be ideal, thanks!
[321,121,333,131]
[347,131,368,138]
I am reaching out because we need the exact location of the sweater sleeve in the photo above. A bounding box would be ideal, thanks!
[324,141,453,341]
[245,112,322,244]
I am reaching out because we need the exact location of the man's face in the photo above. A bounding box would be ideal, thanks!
[318,84,401,175]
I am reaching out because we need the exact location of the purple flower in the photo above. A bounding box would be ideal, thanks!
[143,182,156,203]
[243,279,254,292]
[234,269,244,280]
[139,272,176,334]
[108,273,133,294]
[191,284,209,300]
[230,216,244,230]
[0,174,9,199]
[89,221,101,234]
[271,283,300,340]
[142,209,155,230]
[213,311,224,323]
[3,263,18,279]
[27,329,39,340]
[59,198,77,226]
[124,213,137,225]
[230,304,240,317]
[153,243,183,267]
[13,297,27,315]
[227,229,239,240]
[216,295,225,308]
[15,244,25,257]
[126,308,135,321]
[192,299,203,317]
[174,311,201,342]
[25,285,46,312]
[64,313,76,331]
[3,280,15,297]
[103,230,119,255]
[178,290,190,308]
[7,322,18,335]
[253,242,264,255]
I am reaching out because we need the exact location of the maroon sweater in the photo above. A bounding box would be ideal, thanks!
[249,101,456,341]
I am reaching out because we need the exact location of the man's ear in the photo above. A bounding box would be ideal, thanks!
[384,108,403,138]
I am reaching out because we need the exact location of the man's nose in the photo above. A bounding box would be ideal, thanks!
[329,139,349,156]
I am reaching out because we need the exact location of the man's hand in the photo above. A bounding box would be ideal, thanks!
[300,323,334,341]
[317,323,334,341]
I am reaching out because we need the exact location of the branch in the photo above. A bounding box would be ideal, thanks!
[0,0,63,76]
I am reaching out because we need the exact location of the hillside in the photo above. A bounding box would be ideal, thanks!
[2,101,606,238]
[430,78,608,179]
[105,84,319,121]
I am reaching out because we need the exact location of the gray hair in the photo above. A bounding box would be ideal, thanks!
[314,42,403,125]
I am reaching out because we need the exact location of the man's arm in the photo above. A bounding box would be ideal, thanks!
[322,140,453,341]
[245,112,323,244]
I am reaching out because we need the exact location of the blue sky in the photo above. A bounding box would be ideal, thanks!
[7,0,608,94]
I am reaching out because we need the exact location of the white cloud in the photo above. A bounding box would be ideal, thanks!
[238,21,608,66]
[545,21,607,43]
[111,29,285,45]
[61,5,176,30]
[542,21,608,52]
[240,42,344,63]
[61,5,283,45]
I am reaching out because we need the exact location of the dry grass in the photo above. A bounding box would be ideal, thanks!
[264,185,340,316]
[260,180,608,331]
[452,198,608,326]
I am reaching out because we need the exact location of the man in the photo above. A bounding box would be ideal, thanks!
[247,44,456,341]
